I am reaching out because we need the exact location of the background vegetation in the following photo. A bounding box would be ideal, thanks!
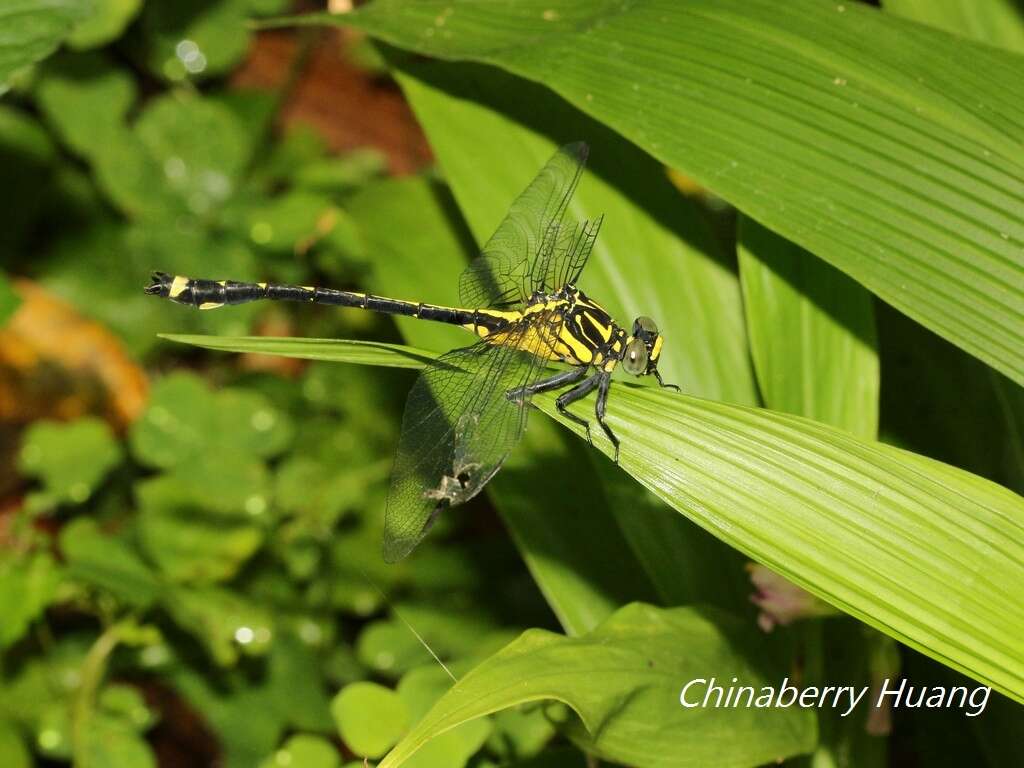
[1,1,1022,767]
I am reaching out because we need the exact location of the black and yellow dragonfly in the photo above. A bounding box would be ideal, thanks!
[146,142,678,561]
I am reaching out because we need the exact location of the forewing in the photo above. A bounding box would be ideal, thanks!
[383,335,541,561]
[459,142,590,309]
[545,214,604,294]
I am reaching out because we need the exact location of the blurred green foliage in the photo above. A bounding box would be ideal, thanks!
[2,1,1022,768]
[0,3,560,767]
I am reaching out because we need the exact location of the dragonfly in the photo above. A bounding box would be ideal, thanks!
[146,142,678,561]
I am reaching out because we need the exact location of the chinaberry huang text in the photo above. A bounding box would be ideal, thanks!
[680,677,990,718]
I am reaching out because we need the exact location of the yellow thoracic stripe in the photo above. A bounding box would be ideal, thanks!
[651,335,664,362]
[464,298,624,369]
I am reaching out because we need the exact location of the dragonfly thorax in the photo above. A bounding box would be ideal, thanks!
[482,284,626,370]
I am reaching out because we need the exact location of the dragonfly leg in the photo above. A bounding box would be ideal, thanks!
[654,370,681,392]
[506,365,588,403]
[555,372,602,446]
[594,371,620,463]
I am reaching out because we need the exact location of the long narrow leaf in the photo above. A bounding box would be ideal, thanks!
[165,333,1024,702]
[884,0,1024,52]
[737,217,883,765]
[738,216,879,439]
[347,175,661,632]
[288,0,1024,386]
[389,56,756,613]
[158,334,437,367]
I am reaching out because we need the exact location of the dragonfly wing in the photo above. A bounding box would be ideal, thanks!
[542,214,603,296]
[383,335,542,561]
[459,142,590,309]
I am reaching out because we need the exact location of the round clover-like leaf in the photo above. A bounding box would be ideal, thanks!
[331,682,409,760]
[18,417,121,511]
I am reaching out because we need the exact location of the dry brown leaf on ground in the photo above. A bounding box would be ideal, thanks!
[0,280,149,429]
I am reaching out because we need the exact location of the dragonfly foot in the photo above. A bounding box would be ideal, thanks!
[654,370,681,392]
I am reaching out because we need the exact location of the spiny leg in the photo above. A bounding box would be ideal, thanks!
[554,372,602,446]
[594,371,620,463]
[654,370,681,392]
[506,365,588,403]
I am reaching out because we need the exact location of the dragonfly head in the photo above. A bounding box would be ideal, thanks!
[622,316,664,377]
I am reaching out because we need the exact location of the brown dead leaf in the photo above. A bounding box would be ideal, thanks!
[0,280,148,429]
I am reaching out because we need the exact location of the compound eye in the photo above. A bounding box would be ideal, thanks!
[633,316,658,336]
[623,338,649,375]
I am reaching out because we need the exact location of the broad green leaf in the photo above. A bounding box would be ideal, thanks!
[738,216,879,439]
[379,604,814,768]
[0,636,86,731]
[66,0,141,49]
[299,0,1024,387]
[259,735,340,768]
[134,92,249,216]
[80,714,157,768]
[169,631,332,768]
[248,0,291,17]
[332,682,409,759]
[250,123,328,188]
[884,0,1024,52]
[18,417,121,511]
[42,88,249,218]
[0,105,54,162]
[0,0,87,90]
[98,684,156,733]
[0,719,30,768]
[275,455,379,529]
[166,334,1024,701]
[35,702,73,760]
[58,518,163,608]
[129,371,290,469]
[533,387,1024,704]
[133,0,250,82]
[354,605,515,680]
[163,587,273,666]
[395,667,493,768]
[398,719,490,768]
[160,456,271,518]
[35,52,136,159]
[387,56,754,619]
[294,148,387,194]
[485,705,555,761]
[244,191,337,254]
[0,552,62,648]
[135,475,265,585]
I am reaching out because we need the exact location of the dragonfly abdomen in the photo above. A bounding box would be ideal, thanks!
[146,272,482,327]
